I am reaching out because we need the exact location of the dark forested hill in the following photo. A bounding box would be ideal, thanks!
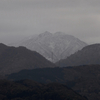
[0,43,55,75]
[0,79,88,100]
[56,44,100,67]
[7,65,100,100]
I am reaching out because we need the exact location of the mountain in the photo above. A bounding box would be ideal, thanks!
[0,43,55,75]
[0,79,88,100]
[56,44,100,67]
[7,65,100,100]
[9,31,87,62]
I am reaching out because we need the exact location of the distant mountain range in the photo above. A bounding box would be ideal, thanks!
[9,31,87,62]
[56,44,100,67]
[0,43,55,75]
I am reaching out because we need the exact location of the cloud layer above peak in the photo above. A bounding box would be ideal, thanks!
[0,0,100,44]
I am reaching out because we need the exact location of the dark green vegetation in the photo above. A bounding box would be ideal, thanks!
[0,79,87,100]
[7,67,64,83]
[0,43,55,75]
[7,65,100,100]
[56,44,100,67]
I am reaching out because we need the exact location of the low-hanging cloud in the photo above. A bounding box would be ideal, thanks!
[0,0,100,44]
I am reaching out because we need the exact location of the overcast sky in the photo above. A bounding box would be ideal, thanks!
[0,0,100,44]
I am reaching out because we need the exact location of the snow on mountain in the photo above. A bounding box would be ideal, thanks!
[56,44,100,67]
[9,31,87,62]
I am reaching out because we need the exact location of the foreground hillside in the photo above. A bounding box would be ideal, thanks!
[0,43,55,75]
[9,31,87,62]
[56,44,100,67]
[0,79,88,100]
[7,65,100,100]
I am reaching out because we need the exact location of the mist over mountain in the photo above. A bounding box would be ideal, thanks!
[9,31,87,62]
[0,43,55,75]
[56,44,100,67]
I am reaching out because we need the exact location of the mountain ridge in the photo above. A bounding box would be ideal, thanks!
[0,43,55,75]
[56,43,100,67]
[7,65,100,100]
[9,31,87,62]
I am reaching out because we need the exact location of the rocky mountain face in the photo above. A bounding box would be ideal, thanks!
[9,31,87,62]
[0,43,55,75]
[56,44,100,67]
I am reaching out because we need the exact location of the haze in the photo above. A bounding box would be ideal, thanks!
[0,0,100,44]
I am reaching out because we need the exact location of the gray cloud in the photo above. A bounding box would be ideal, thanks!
[0,0,100,44]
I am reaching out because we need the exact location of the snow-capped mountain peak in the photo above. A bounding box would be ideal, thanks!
[9,31,87,62]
